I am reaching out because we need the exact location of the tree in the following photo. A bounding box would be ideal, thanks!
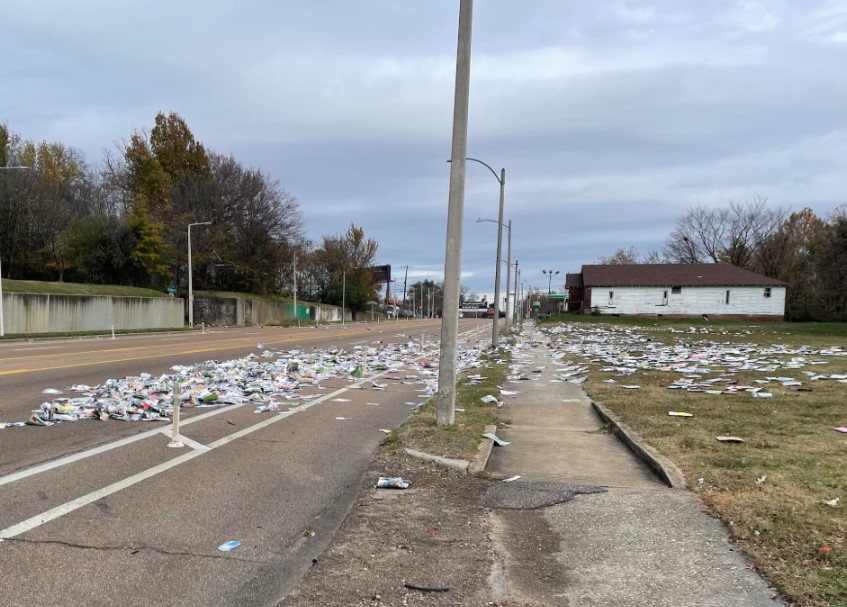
[126,195,172,287]
[596,247,639,265]
[664,197,785,268]
[311,224,380,311]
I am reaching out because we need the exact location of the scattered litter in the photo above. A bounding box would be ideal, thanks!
[716,436,745,443]
[42,388,62,395]
[834,427,847,433]
[332,398,351,403]
[217,541,240,552]
[481,432,511,446]
[376,476,410,489]
[752,392,773,398]
[503,475,522,482]
[823,497,840,508]
[335,417,351,421]
[697,477,705,484]
[480,393,504,408]
[755,475,767,485]
[620,385,640,389]
[378,428,391,434]
[253,403,279,414]
[668,411,693,417]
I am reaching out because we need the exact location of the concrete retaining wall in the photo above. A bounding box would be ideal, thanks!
[194,297,352,326]
[4,293,184,334]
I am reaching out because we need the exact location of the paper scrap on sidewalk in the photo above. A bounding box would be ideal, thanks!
[503,475,522,482]
[218,540,240,552]
[481,432,511,446]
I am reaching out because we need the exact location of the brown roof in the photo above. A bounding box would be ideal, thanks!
[578,264,787,287]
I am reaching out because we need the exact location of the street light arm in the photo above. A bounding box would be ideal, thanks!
[447,158,504,185]
[476,217,510,232]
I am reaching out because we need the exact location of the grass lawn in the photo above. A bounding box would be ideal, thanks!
[2,278,168,298]
[541,315,847,607]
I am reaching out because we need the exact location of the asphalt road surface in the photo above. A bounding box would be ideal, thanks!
[0,318,489,607]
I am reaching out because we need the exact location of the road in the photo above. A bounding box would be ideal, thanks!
[0,318,489,607]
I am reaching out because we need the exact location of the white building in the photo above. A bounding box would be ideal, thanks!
[565,264,787,319]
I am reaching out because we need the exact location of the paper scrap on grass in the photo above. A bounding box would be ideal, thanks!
[621,385,640,389]
[716,436,745,443]
[668,411,693,417]
[481,432,511,446]
[834,427,847,433]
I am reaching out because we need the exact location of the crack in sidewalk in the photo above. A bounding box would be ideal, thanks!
[2,537,263,562]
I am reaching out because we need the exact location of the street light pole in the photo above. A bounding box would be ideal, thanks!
[187,221,212,328]
[543,269,560,295]
[477,217,511,334]
[342,271,346,325]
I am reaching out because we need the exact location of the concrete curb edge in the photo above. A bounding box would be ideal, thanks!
[404,448,470,473]
[468,424,498,476]
[591,401,688,489]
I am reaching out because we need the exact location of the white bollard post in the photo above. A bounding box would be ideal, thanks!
[201,322,206,334]
[111,324,115,340]
[167,377,184,448]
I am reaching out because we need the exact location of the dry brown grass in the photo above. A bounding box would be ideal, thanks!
[547,320,847,607]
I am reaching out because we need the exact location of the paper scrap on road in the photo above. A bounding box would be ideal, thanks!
[218,540,240,552]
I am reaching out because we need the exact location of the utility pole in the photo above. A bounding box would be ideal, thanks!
[503,219,512,332]
[293,253,299,327]
[437,0,473,426]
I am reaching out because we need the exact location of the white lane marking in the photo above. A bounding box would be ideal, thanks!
[0,450,205,539]
[0,327,484,537]
[0,404,247,487]
[10,346,62,351]
[159,432,210,451]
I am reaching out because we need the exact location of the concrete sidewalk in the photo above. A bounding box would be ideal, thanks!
[485,340,784,606]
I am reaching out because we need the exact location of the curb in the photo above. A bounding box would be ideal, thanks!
[468,424,498,476]
[404,448,470,473]
[591,401,688,489]
[403,423,498,476]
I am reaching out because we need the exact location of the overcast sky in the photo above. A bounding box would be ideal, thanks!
[3,1,847,300]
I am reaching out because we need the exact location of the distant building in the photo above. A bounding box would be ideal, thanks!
[565,264,786,320]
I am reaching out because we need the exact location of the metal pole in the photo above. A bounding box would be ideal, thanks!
[491,169,505,348]
[293,253,300,327]
[342,271,346,325]
[437,0,473,427]
[504,219,512,332]
[513,260,519,325]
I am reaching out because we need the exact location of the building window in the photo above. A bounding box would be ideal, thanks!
[764,287,772,298]
[725,290,730,304]
[672,286,681,294]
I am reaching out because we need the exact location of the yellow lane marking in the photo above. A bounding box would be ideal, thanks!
[0,323,433,376]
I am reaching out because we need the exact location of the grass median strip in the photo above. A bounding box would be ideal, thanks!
[542,315,847,607]
[385,348,510,463]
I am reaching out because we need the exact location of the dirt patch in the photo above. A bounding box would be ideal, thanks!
[278,448,498,607]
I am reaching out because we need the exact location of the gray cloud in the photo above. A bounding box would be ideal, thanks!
[2,0,846,297]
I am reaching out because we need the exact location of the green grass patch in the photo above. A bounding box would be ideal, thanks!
[547,318,847,606]
[2,279,168,298]
[390,349,511,461]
